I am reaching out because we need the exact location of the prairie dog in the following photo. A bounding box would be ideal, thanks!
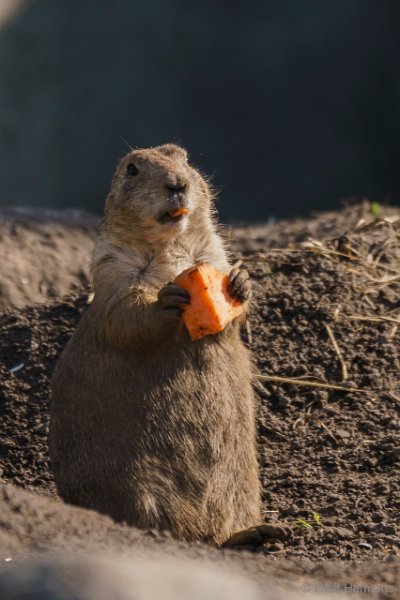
[49,144,261,545]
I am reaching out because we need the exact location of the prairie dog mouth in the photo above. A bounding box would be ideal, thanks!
[158,207,189,224]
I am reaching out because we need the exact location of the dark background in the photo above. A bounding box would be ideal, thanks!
[0,0,399,221]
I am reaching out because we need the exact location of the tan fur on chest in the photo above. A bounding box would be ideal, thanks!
[92,225,230,297]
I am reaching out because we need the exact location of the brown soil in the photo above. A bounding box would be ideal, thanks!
[0,203,399,598]
[0,208,99,309]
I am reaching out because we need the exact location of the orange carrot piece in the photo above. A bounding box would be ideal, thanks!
[168,207,189,217]
[174,263,244,340]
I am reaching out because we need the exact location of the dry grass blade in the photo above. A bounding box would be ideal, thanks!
[318,247,400,276]
[245,320,253,344]
[232,258,244,269]
[323,322,348,381]
[345,314,400,326]
[258,374,364,393]
[240,249,303,262]
[347,269,400,285]
[316,418,338,444]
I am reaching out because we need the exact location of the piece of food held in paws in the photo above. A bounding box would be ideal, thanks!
[174,263,245,340]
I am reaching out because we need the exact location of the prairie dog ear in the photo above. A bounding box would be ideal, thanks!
[157,144,188,161]
[177,146,189,161]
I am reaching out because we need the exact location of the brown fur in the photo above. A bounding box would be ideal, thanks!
[49,144,261,545]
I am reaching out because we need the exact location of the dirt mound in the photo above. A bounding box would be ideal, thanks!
[0,484,398,599]
[0,209,99,309]
[0,205,399,598]
[230,201,400,253]
[0,551,268,600]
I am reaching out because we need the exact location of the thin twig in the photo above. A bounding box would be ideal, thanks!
[292,416,305,432]
[388,392,400,405]
[271,430,287,439]
[363,295,377,310]
[323,322,348,382]
[232,259,243,269]
[316,418,338,444]
[286,243,400,276]
[245,320,253,344]
[345,314,400,326]
[314,245,400,273]
[347,269,400,285]
[240,250,302,261]
[258,374,364,393]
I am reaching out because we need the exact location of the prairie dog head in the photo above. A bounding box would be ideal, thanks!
[104,144,214,246]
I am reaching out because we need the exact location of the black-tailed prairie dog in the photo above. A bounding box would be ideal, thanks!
[50,144,281,546]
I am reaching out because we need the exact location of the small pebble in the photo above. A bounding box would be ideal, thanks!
[358,541,373,550]
[9,363,25,373]
[33,424,49,436]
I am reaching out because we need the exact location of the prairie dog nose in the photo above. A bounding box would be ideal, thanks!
[165,173,188,192]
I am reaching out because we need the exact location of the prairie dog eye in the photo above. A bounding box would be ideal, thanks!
[127,163,139,176]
